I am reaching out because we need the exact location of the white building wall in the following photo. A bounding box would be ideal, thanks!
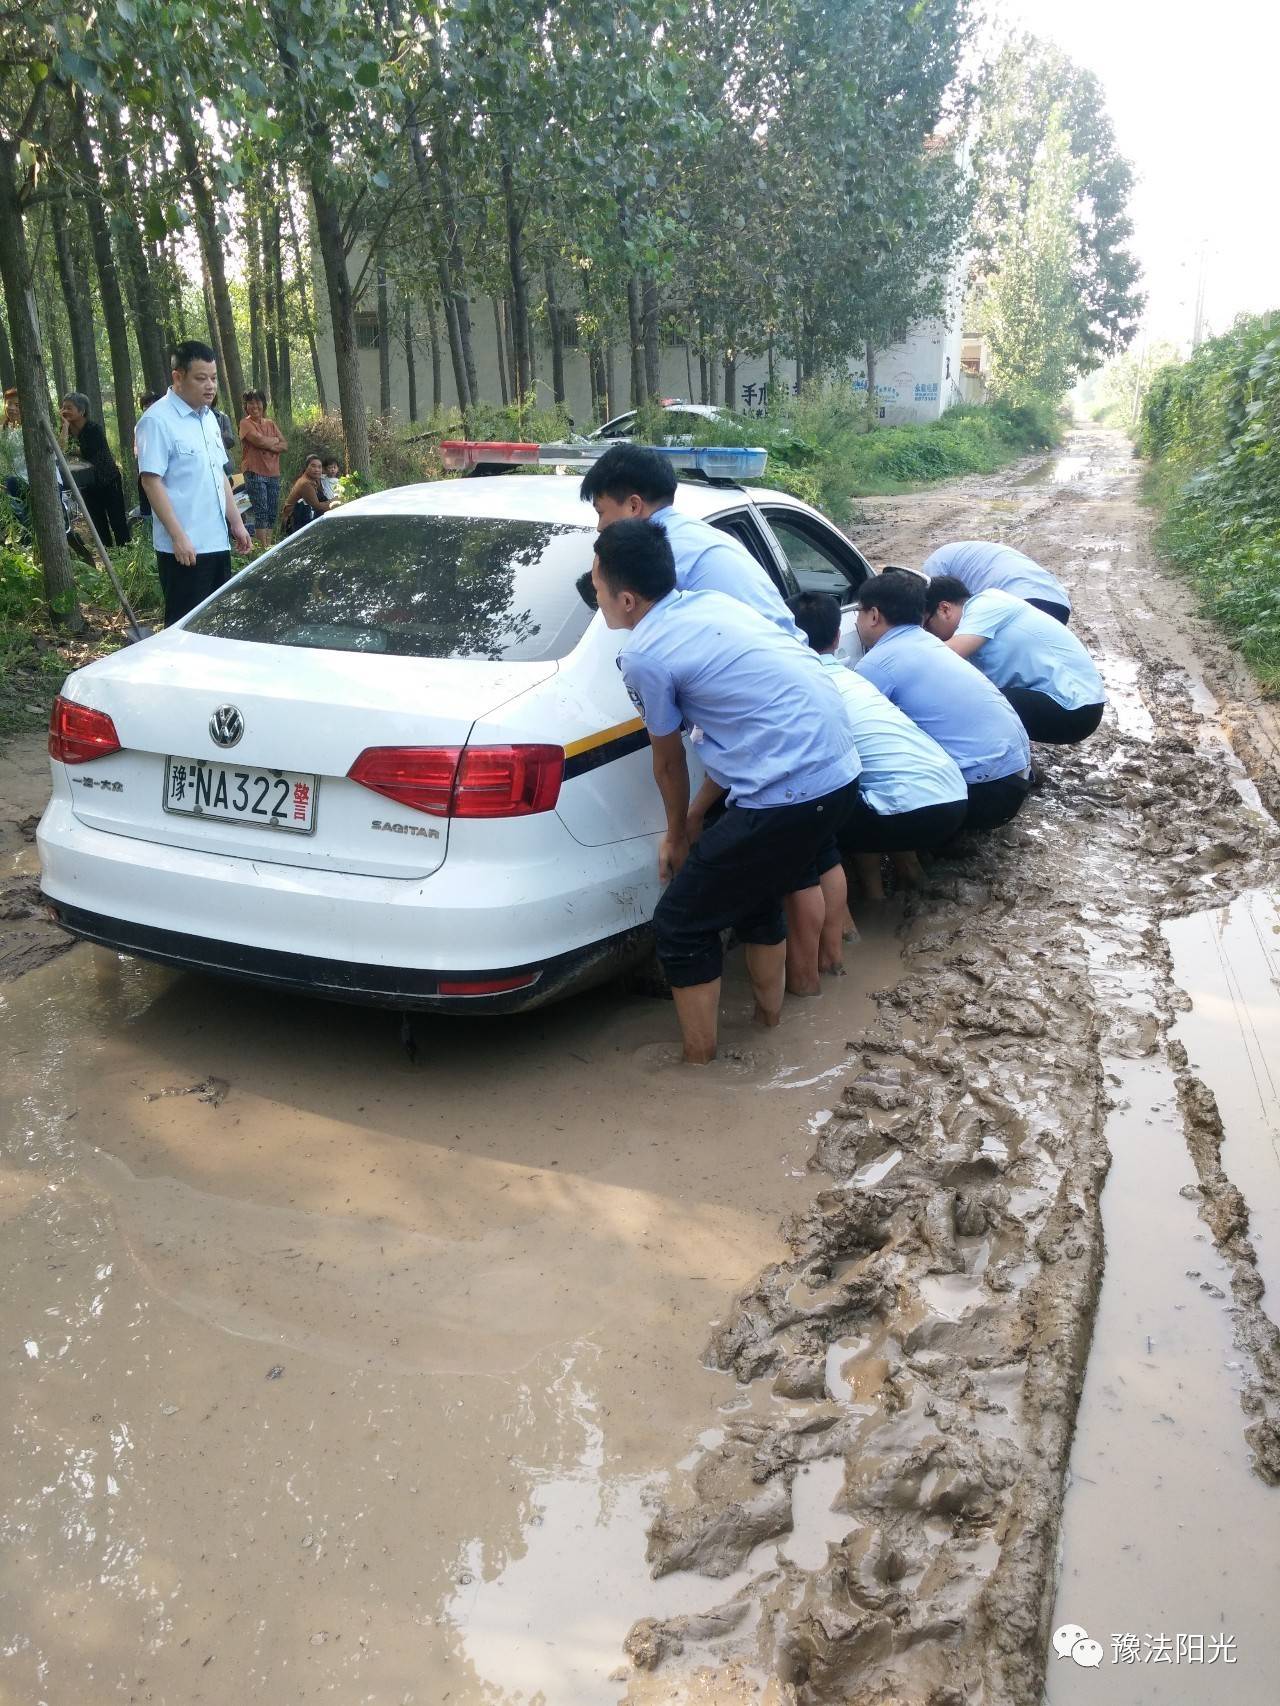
[315,263,973,430]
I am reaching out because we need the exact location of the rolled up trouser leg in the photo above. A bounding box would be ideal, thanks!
[1002,686,1105,745]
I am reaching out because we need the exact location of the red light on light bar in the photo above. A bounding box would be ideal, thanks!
[49,695,122,764]
[440,440,540,470]
[437,972,540,996]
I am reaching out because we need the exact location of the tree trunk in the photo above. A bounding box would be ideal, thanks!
[426,294,442,413]
[587,345,599,418]
[0,136,81,627]
[202,262,228,403]
[174,110,245,411]
[72,90,136,492]
[698,349,708,405]
[544,263,565,405]
[376,265,391,416]
[626,275,645,407]
[284,192,326,415]
[435,151,477,406]
[41,276,69,401]
[310,170,370,477]
[502,295,517,407]
[865,342,877,423]
[493,298,510,406]
[435,253,468,411]
[50,191,103,421]
[724,347,737,414]
[247,213,267,391]
[403,297,417,422]
[0,304,15,391]
[500,156,531,400]
[604,344,615,419]
[98,103,169,396]
[641,273,661,401]
[265,198,289,427]
[708,357,720,406]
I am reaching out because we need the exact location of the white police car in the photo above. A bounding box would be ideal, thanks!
[38,445,872,1011]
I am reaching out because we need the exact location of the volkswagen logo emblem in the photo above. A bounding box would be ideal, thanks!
[209,704,244,748]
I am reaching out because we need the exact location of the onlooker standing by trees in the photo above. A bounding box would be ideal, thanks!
[280,453,332,535]
[136,340,251,627]
[238,390,287,546]
[59,391,130,547]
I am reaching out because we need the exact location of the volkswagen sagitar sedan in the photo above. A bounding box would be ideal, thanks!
[38,447,872,1011]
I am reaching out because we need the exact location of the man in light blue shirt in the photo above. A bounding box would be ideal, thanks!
[855,571,1031,834]
[593,519,860,1063]
[924,578,1106,745]
[580,441,804,640]
[136,340,250,628]
[922,540,1072,623]
[789,592,968,902]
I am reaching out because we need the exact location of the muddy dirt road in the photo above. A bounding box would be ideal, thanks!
[2,426,1278,1706]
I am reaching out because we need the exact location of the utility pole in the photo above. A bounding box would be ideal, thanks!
[1191,245,1209,351]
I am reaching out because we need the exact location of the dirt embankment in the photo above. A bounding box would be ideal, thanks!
[621,429,1280,1705]
[0,732,73,980]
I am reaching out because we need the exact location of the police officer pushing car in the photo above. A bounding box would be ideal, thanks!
[591,519,860,1064]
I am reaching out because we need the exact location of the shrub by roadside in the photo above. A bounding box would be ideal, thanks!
[1141,313,1280,695]
[688,389,1062,523]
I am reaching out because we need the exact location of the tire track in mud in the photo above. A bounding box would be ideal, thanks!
[620,432,1280,1706]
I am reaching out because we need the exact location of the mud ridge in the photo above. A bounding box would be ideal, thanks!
[622,462,1280,1706]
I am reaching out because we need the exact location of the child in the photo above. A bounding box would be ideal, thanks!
[319,457,342,503]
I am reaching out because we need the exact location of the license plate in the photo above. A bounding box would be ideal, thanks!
[163,758,318,834]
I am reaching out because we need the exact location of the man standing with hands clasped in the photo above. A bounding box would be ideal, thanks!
[136,340,251,628]
[592,518,860,1064]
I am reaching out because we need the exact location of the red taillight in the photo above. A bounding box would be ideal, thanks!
[347,746,459,815]
[49,695,122,764]
[437,973,540,996]
[453,745,564,817]
[346,745,564,818]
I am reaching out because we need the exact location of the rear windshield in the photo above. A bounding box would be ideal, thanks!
[187,513,596,661]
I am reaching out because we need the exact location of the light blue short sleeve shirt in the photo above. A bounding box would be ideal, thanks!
[855,623,1030,784]
[958,590,1105,711]
[618,589,860,808]
[819,656,967,814]
[923,540,1071,612]
[136,390,230,555]
[653,506,805,643]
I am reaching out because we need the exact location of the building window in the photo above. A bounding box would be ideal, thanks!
[354,311,379,351]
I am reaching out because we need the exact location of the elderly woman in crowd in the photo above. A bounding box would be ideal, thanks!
[238,390,289,547]
[59,392,130,547]
[280,453,332,536]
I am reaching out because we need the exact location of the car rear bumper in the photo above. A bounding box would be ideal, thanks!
[37,794,659,1011]
[44,899,653,1012]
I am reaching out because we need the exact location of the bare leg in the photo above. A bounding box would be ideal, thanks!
[784,888,823,995]
[671,978,721,1064]
[256,527,273,548]
[818,864,848,973]
[745,941,786,1026]
[852,852,886,902]
[891,850,925,887]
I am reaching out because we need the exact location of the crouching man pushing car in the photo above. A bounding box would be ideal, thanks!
[591,519,861,1064]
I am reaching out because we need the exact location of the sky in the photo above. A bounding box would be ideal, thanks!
[994,0,1280,351]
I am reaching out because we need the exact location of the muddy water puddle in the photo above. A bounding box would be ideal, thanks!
[0,922,907,1704]
[1048,1049,1276,1705]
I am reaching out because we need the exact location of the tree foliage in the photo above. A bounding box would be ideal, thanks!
[968,35,1144,398]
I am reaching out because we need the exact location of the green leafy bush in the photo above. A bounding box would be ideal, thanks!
[1140,313,1280,694]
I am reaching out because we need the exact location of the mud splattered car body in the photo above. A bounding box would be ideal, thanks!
[38,469,871,1011]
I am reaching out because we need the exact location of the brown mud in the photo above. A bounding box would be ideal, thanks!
[2,427,1278,1706]
[0,731,73,981]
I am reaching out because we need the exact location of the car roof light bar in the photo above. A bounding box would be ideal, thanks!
[438,441,768,480]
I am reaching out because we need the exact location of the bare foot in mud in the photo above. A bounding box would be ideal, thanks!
[752,1001,782,1027]
[784,974,821,997]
